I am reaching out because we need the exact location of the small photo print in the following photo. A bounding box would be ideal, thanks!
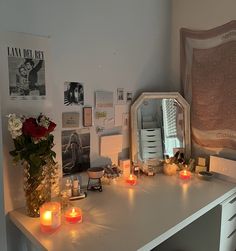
[126,92,133,102]
[95,91,113,108]
[62,112,80,128]
[64,82,84,106]
[117,88,124,102]
[62,129,90,176]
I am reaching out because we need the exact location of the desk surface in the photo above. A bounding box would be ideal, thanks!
[9,174,236,251]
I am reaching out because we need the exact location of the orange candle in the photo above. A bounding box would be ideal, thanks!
[126,174,137,185]
[65,207,82,224]
[40,202,61,233]
[179,170,191,180]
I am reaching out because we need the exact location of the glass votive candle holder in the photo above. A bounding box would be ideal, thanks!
[126,174,137,185]
[179,170,192,180]
[40,202,61,233]
[64,207,82,224]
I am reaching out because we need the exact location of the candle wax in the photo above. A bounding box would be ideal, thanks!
[179,170,191,180]
[65,207,82,224]
[126,174,137,185]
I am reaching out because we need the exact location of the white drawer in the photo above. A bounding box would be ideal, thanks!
[220,228,236,251]
[142,141,162,147]
[140,128,161,138]
[221,214,236,239]
[143,151,163,159]
[221,193,236,223]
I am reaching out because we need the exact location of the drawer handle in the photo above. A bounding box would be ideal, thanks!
[229,213,236,222]
[229,197,236,204]
[227,228,236,239]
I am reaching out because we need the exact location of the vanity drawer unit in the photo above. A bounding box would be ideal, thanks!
[220,192,236,251]
[140,128,163,160]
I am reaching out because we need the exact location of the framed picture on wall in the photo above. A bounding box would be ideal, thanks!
[83,107,93,127]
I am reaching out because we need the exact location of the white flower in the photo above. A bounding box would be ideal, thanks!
[7,114,23,138]
[38,115,50,129]
[10,129,22,139]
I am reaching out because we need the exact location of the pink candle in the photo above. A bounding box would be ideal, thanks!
[65,207,82,224]
[179,170,191,180]
[126,174,137,185]
[40,202,61,233]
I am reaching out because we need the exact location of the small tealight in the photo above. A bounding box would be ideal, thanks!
[40,202,61,233]
[65,207,82,224]
[179,170,191,180]
[126,174,137,185]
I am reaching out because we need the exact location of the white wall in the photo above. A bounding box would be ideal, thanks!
[0,1,171,250]
[170,0,236,90]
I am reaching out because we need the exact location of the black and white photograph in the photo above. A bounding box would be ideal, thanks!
[8,47,46,98]
[117,88,124,102]
[126,92,133,102]
[64,82,84,106]
[62,129,90,176]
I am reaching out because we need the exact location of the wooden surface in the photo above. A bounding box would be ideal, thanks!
[9,174,236,251]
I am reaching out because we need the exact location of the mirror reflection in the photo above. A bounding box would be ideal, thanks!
[131,92,190,174]
[137,98,184,160]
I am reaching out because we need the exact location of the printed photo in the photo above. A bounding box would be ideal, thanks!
[126,92,133,102]
[64,82,84,106]
[62,112,80,128]
[95,91,113,108]
[117,88,124,102]
[8,47,46,98]
[62,129,90,176]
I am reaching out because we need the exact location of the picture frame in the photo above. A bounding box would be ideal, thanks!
[83,107,93,127]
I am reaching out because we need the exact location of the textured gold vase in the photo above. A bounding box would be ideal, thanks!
[23,161,52,217]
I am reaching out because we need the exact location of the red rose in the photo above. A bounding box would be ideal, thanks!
[47,121,56,133]
[22,118,47,139]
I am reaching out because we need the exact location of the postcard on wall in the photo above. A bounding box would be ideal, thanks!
[94,107,114,129]
[61,128,90,176]
[114,104,129,127]
[64,82,84,106]
[95,91,113,108]
[83,107,93,127]
[126,92,133,102]
[62,112,80,128]
[117,88,124,104]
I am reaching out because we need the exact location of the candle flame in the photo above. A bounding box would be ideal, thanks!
[44,211,52,220]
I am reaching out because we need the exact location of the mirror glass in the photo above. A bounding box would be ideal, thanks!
[131,92,191,170]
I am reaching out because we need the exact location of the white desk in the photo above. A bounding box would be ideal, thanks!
[9,174,236,251]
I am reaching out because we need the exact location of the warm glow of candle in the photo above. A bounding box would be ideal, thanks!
[179,170,191,180]
[65,207,82,224]
[126,174,137,185]
[42,211,52,225]
[40,202,61,233]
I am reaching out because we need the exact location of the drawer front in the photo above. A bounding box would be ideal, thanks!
[221,194,236,223]
[220,228,236,251]
[140,128,161,138]
[142,140,162,147]
[221,214,236,240]
[143,151,163,159]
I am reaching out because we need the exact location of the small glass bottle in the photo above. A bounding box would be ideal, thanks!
[65,178,72,198]
[72,176,80,196]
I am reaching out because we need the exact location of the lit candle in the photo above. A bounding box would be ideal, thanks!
[179,170,191,180]
[40,202,61,233]
[126,174,137,185]
[65,207,82,224]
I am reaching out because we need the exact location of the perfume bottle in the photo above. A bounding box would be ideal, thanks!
[72,176,80,196]
[65,178,72,198]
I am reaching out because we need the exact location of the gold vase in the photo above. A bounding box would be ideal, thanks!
[23,160,53,217]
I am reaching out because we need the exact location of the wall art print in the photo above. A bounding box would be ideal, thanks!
[8,47,46,100]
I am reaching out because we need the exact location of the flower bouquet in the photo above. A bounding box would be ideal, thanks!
[8,113,57,217]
